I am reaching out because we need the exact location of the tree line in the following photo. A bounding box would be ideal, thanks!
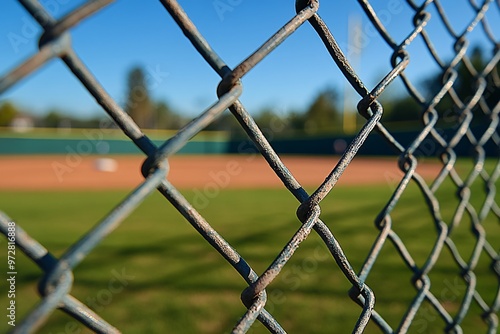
[1,46,497,135]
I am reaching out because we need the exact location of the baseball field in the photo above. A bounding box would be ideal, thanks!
[0,154,498,333]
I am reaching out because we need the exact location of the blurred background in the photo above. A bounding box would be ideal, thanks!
[0,1,499,333]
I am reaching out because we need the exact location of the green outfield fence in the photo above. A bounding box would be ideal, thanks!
[0,0,499,333]
[1,126,498,156]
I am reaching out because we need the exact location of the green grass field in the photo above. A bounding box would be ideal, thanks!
[0,174,498,333]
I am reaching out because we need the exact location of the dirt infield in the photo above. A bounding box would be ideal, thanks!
[0,155,443,190]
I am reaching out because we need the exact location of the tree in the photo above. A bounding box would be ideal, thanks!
[303,88,341,133]
[382,96,422,123]
[42,110,68,128]
[380,46,497,129]
[254,108,289,137]
[0,101,19,126]
[153,100,185,129]
[422,46,494,126]
[205,112,244,136]
[124,66,153,128]
[287,111,306,132]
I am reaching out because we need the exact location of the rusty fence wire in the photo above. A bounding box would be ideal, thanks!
[1,0,499,333]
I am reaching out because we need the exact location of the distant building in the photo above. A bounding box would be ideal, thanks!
[10,115,35,133]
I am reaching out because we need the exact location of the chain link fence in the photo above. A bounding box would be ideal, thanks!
[1,0,499,333]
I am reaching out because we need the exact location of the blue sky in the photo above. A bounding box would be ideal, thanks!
[0,0,498,118]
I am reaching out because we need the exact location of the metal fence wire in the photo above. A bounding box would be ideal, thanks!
[1,0,499,333]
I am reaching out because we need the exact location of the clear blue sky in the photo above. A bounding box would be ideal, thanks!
[0,1,498,118]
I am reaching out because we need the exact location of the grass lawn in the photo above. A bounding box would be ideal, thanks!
[0,175,498,333]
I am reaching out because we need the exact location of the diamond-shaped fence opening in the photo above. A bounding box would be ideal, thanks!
[0,0,499,333]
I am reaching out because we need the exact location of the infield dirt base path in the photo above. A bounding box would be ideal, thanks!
[0,155,442,190]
